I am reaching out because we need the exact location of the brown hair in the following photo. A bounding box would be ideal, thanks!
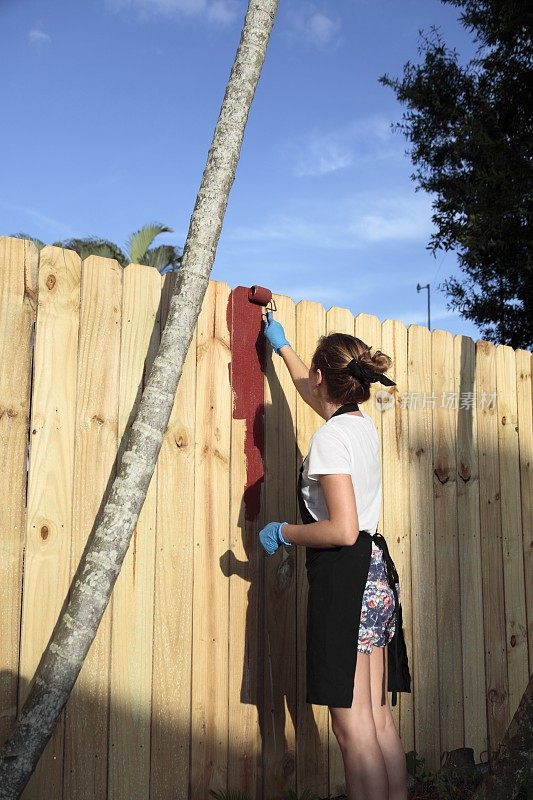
[310,333,392,405]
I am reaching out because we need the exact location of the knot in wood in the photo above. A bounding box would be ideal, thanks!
[277,554,294,591]
[434,465,450,484]
[174,428,189,448]
[487,687,506,707]
[458,462,471,482]
[282,752,295,777]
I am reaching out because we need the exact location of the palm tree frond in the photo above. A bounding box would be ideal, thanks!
[10,233,46,251]
[126,223,174,265]
[144,245,182,273]
[59,237,128,266]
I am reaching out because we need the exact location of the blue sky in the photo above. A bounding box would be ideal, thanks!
[2,0,481,338]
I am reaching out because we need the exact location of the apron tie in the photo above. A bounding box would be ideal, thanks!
[370,531,401,706]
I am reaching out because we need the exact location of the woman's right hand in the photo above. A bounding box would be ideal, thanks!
[263,310,290,354]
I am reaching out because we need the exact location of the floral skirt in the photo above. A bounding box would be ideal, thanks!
[357,541,400,654]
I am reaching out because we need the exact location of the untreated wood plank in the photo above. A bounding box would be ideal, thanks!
[108,262,161,799]
[407,323,440,772]
[515,349,532,673]
[495,344,528,718]
[20,245,81,800]
[227,286,264,798]
[325,306,361,798]
[150,271,197,800]
[262,292,297,800]
[62,255,122,800]
[355,312,398,724]
[295,299,328,799]
[476,340,509,758]
[381,318,414,753]
[191,280,232,797]
[0,237,38,746]
[432,329,464,752]
[455,333,487,761]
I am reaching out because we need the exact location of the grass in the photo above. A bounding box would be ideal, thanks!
[207,749,531,800]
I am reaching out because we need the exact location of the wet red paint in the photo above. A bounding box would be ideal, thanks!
[227,286,266,521]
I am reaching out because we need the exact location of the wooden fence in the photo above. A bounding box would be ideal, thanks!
[1,235,532,800]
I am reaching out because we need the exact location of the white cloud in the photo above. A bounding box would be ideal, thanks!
[392,306,456,326]
[106,0,240,23]
[286,4,341,49]
[294,137,353,177]
[108,0,204,13]
[229,215,321,245]
[0,198,75,238]
[347,194,433,243]
[207,0,239,23]
[280,275,418,303]
[286,116,400,177]
[281,284,355,304]
[28,27,51,45]
[305,11,339,47]
[226,191,434,249]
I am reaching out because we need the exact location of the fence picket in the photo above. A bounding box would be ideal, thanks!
[0,238,38,746]
[381,318,414,752]
[515,349,533,674]
[150,271,197,800]
[432,329,464,754]
[325,305,361,797]
[191,280,232,796]
[108,262,161,799]
[295,299,328,799]
[407,324,440,771]
[476,340,509,754]
[227,286,263,798]
[495,344,528,716]
[455,334,487,759]
[21,245,81,799]
[262,292,297,800]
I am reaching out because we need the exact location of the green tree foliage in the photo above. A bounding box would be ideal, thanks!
[379,0,533,349]
[11,222,182,274]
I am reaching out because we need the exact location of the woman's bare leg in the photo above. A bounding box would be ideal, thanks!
[329,651,389,800]
[369,645,408,800]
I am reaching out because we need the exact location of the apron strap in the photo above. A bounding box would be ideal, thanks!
[330,401,360,417]
[372,532,402,701]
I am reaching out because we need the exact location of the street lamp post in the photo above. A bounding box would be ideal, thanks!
[416,282,431,330]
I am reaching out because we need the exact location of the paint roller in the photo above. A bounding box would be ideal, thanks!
[247,285,277,314]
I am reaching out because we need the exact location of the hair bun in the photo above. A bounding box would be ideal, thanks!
[346,357,396,387]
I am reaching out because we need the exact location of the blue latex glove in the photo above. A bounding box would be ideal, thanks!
[263,311,290,354]
[258,521,292,555]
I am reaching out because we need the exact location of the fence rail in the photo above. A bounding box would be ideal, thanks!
[1,237,531,799]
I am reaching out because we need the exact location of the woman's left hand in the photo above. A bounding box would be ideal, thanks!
[258,521,291,555]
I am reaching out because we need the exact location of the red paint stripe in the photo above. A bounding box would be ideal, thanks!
[227,286,265,521]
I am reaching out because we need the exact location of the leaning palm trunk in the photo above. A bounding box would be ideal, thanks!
[0,0,279,795]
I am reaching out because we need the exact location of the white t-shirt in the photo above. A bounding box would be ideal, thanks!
[300,409,381,534]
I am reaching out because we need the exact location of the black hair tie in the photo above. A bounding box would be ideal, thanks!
[346,358,396,387]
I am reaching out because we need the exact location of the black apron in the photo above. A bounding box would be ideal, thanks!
[298,402,411,708]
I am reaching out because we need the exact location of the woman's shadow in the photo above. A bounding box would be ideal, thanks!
[219,343,324,797]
